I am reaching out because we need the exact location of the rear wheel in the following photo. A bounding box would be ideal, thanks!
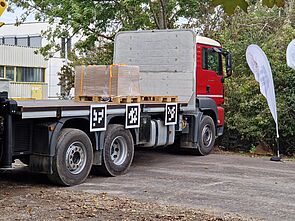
[48,128,93,186]
[191,115,216,156]
[94,124,134,176]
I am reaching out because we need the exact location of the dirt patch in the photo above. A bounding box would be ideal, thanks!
[0,182,252,221]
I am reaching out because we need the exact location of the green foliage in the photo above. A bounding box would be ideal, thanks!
[10,0,214,59]
[249,145,257,154]
[262,0,285,7]
[58,65,75,99]
[212,0,286,15]
[219,4,295,154]
[212,0,249,14]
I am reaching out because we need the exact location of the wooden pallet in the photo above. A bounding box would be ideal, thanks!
[140,95,178,103]
[112,96,140,103]
[75,95,178,104]
[75,95,140,103]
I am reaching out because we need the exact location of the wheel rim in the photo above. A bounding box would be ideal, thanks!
[202,124,213,148]
[65,141,87,175]
[110,136,128,166]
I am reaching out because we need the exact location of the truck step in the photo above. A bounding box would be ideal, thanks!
[75,95,178,104]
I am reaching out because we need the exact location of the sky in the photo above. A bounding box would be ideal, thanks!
[1,6,35,24]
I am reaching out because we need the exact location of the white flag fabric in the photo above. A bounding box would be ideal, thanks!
[246,44,279,138]
[287,39,295,70]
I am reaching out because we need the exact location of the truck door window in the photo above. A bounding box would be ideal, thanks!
[202,48,222,75]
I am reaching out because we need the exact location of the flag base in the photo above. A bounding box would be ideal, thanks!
[270,156,281,162]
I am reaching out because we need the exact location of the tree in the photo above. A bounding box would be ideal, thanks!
[58,65,75,99]
[219,3,295,154]
[10,0,215,59]
[212,0,286,15]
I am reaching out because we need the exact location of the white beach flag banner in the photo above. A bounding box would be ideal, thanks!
[287,39,295,70]
[246,44,279,138]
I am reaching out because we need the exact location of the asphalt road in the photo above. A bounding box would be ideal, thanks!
[73,150,295,221]
[1,150,295,220]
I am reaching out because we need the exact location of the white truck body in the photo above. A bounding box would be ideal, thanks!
[114,29,196,110]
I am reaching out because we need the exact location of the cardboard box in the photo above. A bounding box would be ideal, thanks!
[75,65,140,97]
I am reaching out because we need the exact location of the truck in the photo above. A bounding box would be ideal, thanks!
[0,29,232,186]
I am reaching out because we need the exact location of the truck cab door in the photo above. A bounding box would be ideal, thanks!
[196,44,224,106]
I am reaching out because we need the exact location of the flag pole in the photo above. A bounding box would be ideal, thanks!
[270,126,281,162]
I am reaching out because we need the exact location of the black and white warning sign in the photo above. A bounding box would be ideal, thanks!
[165,103,177,125]
[90,105,107,132]
[125,104,140,129]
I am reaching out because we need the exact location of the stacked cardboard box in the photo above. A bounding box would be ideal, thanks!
[75,65,140,97]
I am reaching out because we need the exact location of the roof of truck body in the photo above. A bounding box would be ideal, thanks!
[196,36,221,47]
[115,29,221,47]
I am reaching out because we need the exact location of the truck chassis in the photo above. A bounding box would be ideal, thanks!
[0,97,219,186]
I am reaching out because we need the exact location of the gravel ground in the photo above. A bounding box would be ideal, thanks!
[1,149,292,220]
[0,182,249,221]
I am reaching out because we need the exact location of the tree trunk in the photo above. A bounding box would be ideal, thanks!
[159,0,167,29]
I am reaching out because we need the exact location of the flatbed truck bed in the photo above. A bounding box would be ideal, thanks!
[0,96,217,186]
[17,99,186,119]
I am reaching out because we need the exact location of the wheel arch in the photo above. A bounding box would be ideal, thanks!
[108,115,137,145]
[197,97,218,132]
[50,117,95,157]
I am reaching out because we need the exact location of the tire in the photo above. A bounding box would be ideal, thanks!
[48,128,93,186]
[94,124,134,177]
[192,115,216,156]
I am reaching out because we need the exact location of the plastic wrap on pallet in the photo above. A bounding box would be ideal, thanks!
[74,65,140,97]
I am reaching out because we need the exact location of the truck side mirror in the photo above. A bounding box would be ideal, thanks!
[225,53,233,78]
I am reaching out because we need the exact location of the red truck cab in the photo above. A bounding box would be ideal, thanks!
[196,36,232,133]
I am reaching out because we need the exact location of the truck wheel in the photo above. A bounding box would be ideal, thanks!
[95,124,134,177]
[48,128,93,186]
[194,115,216,156]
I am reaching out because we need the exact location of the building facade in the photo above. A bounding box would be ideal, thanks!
[0,44,47,99]
[0,22,76,99]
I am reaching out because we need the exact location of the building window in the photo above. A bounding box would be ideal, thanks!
[6,67,14,80]
[4,37,16,46]
[0,66,4,78]
[16,67,45,82]
[0,35,42,48]
[29,36,42,48]
[61,37,72,58]
[16,36,29,47]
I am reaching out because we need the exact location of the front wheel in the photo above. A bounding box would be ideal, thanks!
[94,124,134,177]
[48,128,93,186]
[197,115,216,155]
[190,115,216,156]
